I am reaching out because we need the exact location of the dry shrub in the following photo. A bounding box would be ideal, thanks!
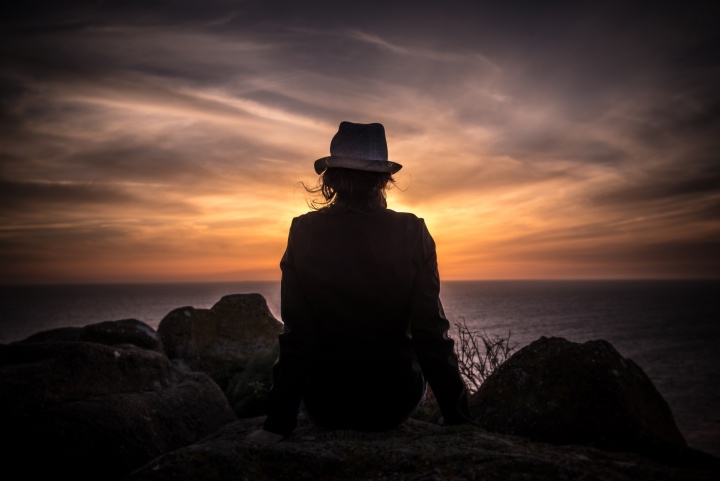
[453,317,517,394]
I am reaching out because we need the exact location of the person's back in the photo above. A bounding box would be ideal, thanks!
[287,208,427,360]
[247,121,471,442]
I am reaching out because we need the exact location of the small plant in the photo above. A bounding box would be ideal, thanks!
[248,380,269,398]
[411,318,517,422]
[225,342,279,418]
[453,317,517,394]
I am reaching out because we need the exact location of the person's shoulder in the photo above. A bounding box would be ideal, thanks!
[288,211,327,230]
[290,211,323,221]
[382,210,431,239]
[293,211,315,221]
[384,209,425,224]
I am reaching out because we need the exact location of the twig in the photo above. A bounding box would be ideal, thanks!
[453,317,517,394]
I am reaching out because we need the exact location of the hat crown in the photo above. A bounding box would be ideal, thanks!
[330,122,388,161]
[314,121,401,174]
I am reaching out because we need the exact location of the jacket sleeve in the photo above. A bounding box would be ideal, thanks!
[263,218,318,436]
[410,221,471,425]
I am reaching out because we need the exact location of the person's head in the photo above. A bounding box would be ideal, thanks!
[312,167,394,210]
[308,121,401,211]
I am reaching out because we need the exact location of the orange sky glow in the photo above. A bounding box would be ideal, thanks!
[2,2,718,283]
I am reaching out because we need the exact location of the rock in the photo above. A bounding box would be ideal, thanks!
[225,341,279,418]
[158,293,283,390]
[125,416,720,481]
[469,336,687,460]
[0,340,237,481]
[22,318,164,352]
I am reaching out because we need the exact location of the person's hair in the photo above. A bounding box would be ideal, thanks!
[304,168,395,212]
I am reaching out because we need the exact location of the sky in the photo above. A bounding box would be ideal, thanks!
[1,0,719,283]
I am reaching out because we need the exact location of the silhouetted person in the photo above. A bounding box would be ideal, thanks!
[247,121,470,442]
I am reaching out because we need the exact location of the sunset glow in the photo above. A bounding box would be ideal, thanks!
[2,2,718,283]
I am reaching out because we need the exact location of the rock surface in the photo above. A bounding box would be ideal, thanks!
[4,295,717,481]
[158,293,283,390]
[469,336,687,459]
[0,338,237,481]
[23,318,164,352]
[125,416,719,481]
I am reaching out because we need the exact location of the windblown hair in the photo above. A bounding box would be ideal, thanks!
[304,168,395,212]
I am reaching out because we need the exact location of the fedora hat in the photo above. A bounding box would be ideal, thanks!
[314,121,402,175]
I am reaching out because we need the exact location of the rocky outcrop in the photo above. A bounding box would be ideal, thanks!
[23,318,164,352]
[4,296,718,481]
[125,416,719,481]
[0,336,237,481]
[158,293,283,390]
[469,336,687,460]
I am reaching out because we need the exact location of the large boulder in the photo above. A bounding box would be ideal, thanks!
[0,339,237,481]
[158,293,283,390]
[125,416,720,481]
[469,336,686,458]
[23,318,164,352]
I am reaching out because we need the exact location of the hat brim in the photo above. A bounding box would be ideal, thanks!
[314,156,402,175]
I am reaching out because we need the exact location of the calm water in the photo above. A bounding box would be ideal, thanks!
[1,280,718,456]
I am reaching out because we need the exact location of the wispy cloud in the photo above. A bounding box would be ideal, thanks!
[0,2,718,282]
[346,30,500,71]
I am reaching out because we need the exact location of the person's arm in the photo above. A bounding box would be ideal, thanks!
[262,218,319,437]
[410,221,472,425]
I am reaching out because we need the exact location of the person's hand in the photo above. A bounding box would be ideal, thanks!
[245,429,285,443]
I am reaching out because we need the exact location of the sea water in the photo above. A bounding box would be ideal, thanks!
[1,280,718,456]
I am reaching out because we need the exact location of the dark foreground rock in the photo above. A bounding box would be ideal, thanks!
[0,338,237,481]
[470,336,687,461]
[4,298,717,481]
[125,416,719,481]
[158,293,283,390]
[23,317,164,352]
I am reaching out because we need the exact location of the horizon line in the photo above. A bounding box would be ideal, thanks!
[2,277,719,287]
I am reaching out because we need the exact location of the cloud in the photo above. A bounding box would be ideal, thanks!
[0,179,137,208]
[346,30,500,70]
[0,1,718,282]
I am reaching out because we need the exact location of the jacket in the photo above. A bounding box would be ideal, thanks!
[263,207,470,436]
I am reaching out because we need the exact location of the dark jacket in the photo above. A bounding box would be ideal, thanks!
[263,207,469,436]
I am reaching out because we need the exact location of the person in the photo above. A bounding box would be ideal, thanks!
[247,121,471,443]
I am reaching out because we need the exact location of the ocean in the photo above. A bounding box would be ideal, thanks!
[1,280,718,457]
